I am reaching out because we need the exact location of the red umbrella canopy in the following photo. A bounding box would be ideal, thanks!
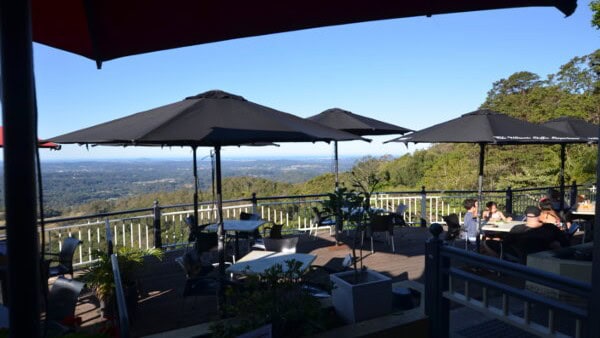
[0,126,60,149]
[31,0,576,67]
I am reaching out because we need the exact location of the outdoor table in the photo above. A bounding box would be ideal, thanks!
[572,210,595,216]
[226,250,316,275]
[571,210,595,242]
[481,221,525,233]
[206,220,267,259]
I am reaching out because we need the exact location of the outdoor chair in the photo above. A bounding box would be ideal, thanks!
[185,215,210,241]
[184,215,212,254]
[310,207,335,238]
[391,204,408,227]
[364,214,395,253]
[45,237,82,279]
[253,223,284,251]
[176,232,231,312]
[442,214,466,249]
[389,203,409,240]
[44,276,85,337]
[263,236,299,253]
[177,253,220,313]
[303,254,353,295]
[484,235,537,265]
[239,212,264,251]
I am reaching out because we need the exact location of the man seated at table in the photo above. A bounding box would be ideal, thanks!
[483,206,569,262]
[539,197,564,229]
[463,198,479,244]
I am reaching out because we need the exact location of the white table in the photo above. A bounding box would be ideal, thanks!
[205,219,266,232]
[572,210,595,216]
[481,221,525,233]
[226,250,316,275]
[206,220,267,258]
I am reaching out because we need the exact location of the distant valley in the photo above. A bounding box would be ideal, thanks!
[0,157,358,212]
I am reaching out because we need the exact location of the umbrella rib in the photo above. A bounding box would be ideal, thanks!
[133,100,206,145]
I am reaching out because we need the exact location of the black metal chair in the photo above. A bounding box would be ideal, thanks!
[238,212,264,251]
[310,207,335,238]
[442,214,465,248]
[44,277,85,337]
[391,203,408,227]
[45,237,82,279]
[176,231,224,312]
[364,214,395,253]
[185,215,210,241]
[252,223,283,251]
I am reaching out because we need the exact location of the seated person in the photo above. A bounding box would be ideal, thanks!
[539,198,564,229]
[547,188,564,213]
[463,198,479,242]
[484,206,569,261]
[482,201,512,222]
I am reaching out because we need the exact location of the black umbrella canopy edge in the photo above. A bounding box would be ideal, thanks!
[51,90,365,146]
[385,109,584,145]
[307,107,413,136]
[542,116,599,143]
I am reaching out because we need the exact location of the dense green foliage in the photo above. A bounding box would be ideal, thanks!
[592,0,600,30]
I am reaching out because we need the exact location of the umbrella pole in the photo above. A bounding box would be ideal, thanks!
[214,146,226,309]
[591,125,600,338]
[334,141,339,189]
[193,146,199,228]
[560,144,566,212]
[476,143,485,252]
[1,2,41,336]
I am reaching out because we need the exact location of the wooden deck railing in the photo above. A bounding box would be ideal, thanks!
[425,223,592,338]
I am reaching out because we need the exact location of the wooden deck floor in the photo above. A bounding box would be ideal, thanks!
[72,226,431,337]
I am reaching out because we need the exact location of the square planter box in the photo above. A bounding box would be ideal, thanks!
[330,269,392,323]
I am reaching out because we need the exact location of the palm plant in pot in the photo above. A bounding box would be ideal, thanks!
[82,246,162,319]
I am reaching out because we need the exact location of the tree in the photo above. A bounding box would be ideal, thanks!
[592,0,600,30]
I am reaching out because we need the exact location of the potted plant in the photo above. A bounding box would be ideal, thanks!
[329,188,393,324]
[321,187,349,244]
[82,246,163,319]
[210,260,336,338]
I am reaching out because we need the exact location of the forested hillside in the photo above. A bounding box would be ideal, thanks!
[9,50,599,219]
[383,50,600,191]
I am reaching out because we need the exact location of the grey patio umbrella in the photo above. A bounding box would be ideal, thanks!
[307,108,412,188]
[50,89,362,302]
[386,109,580,249]
[542,117,598,211]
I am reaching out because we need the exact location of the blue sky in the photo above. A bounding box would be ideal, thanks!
[25,2,599,161]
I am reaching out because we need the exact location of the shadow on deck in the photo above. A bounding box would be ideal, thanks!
[72,226,430,337]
